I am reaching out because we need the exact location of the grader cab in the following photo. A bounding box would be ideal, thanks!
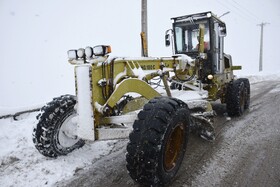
[33,12,250,186]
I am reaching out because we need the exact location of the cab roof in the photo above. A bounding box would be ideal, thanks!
[171,11,225,26]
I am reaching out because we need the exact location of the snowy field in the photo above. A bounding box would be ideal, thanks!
[0,73,279,187]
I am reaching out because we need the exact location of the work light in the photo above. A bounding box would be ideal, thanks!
[77,48,85,58]
[67,50,77,60]
[85,46,94,58]
[93,45,112,56]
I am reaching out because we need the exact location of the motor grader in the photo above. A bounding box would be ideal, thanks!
[33,12,250,186]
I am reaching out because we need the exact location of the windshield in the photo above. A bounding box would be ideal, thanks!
[174,20,210,53]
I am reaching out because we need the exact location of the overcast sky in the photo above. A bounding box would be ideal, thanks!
[0,0,279,107]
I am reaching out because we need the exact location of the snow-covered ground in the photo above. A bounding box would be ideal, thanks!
[0,73,280,187]
[0,112,118,187]
[0,104,44,117]
[244,72,280,84]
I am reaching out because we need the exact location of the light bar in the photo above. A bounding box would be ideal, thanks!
[67,45,112,64]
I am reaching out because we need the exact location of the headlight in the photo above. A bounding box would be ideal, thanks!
[85,46,94,58]
[93,45,104,56]
[207,74,213,80]
[67,49,85,65]
[67,50,77,60]
[77,48,85,58]
[93,45,111,56]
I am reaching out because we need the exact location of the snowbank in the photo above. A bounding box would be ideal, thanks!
[240,72,280,84]
[0,104,44,118]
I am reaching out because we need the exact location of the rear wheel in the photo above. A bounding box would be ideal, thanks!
[239,78,250,109]
[33,95,85,157]
[226,79,247,116]
[126,97,190,186]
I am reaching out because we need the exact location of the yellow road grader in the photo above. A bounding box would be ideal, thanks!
[33,12,250,186]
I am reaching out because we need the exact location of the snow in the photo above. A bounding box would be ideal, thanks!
[179,54,195,70]
[154,80,208,102]
[190,81,280,186]
[114,68,127,85]
[0,73,279,186]
[269,84,280,94]
[242,72,280,84]
[0,104,44,117]
[129,61,146,80]
[0,112,117,187]
[75,65,95,141]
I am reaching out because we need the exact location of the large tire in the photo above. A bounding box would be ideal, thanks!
[126,97,190,186]
[239,78,250,109]
[33,95,85,157]
[226,79,247,116]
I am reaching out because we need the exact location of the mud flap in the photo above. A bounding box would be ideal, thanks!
[191,111,215,141]
[187,100,215,141]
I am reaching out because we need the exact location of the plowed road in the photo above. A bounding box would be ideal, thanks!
[57,80,280,187]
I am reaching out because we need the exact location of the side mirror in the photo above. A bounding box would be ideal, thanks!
[165,33,170,47]
[220,26,227,37]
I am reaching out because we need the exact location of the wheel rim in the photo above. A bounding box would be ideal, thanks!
[57,112,79,148]
[164,122,185,171]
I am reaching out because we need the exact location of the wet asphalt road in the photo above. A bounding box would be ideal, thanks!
[57,80,280,187]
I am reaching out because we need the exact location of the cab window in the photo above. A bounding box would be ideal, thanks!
[174,20,210,53]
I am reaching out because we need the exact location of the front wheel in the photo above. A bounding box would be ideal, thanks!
[33,95,85,157]
[126,97,190,186]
